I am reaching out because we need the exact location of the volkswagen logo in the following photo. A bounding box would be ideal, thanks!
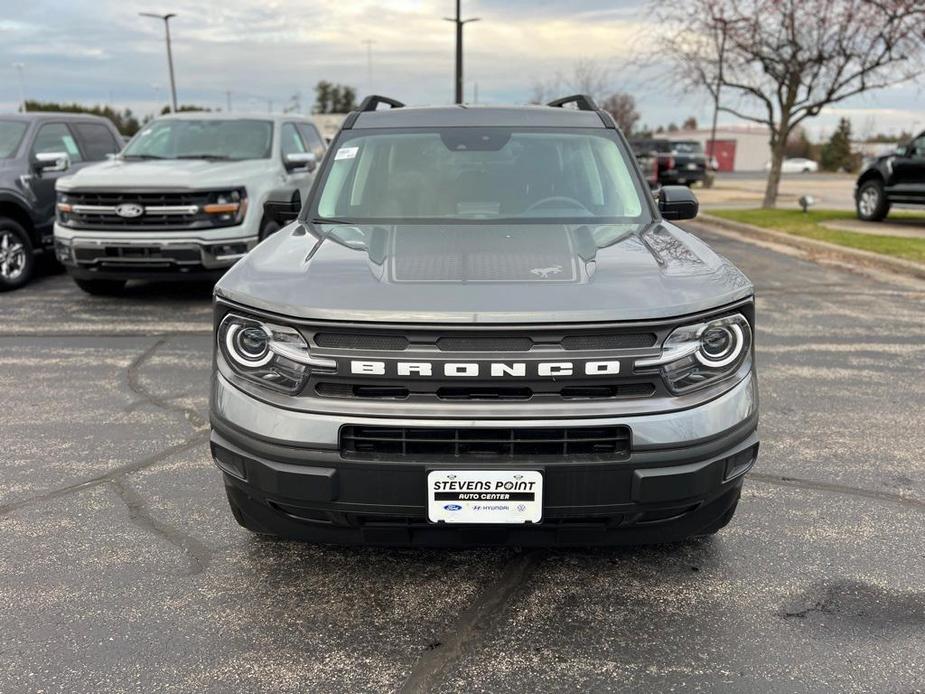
[115,203,144,218]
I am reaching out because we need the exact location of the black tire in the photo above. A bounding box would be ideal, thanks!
[259,219,281,241]
[856,179,890,222]
[0,217,35,292]
[73,278,127,296]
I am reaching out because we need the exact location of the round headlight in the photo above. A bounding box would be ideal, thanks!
[697,324,744,368]
[225,323,272,367]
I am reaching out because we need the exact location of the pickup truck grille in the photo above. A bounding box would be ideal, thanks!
[340,425,631,460]
[58,190,240,231]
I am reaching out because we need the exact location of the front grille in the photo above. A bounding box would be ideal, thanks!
[316,381,656,401]
[562,333,656,350]
[340,425,631,460]
[309,331,656,352]
[314,333,410,351]
[301,321,669,403]
[60,190,238,231]
[436,336,534,352]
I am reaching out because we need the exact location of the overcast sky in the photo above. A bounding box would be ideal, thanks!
[2,0,922,138]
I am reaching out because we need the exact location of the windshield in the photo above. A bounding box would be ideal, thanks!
[0,121,28,158]
[671,141,703,154]
[313,127,649,224]
[122,118,273,160]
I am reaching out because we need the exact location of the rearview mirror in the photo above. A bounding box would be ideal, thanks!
[658,185,699,221]
[34,151,70,174]
[284,152,317,173]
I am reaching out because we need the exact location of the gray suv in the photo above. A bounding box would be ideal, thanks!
[0,112,122,290]
[209,95,759,546]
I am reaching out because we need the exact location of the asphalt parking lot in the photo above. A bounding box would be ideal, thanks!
[1,224,924,693]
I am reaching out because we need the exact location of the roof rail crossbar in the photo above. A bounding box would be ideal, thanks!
[357,95,405,112]
[547,94,599,111]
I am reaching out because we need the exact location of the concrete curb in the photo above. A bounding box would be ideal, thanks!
[697,213,925,281]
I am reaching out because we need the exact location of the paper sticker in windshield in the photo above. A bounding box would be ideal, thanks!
[335,146,358,160]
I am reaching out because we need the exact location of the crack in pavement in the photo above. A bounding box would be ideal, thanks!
[126,338,209,431]
[108,477,213,576]
[399,550,545,694]
[0,434,208,518]
[749,472,925,512]
[1,337,215,579]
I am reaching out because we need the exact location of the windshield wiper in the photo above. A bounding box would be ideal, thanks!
[121,154,166,160]
[310,217,354,225]
[175,154,236,160]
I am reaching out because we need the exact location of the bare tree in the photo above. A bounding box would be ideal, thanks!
[601,92,641,134]
[530,59,613,104]
[653,0,925,207]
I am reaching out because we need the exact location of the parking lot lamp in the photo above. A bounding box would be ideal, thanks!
[12,63,26,113]
[444,1,480,104]
[139,12,178,113]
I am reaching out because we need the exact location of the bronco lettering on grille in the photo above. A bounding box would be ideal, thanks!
[349,360,621,378]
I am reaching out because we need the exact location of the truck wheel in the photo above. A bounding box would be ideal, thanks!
[259,219,281,241]
[0,218,34,292]
[856,180,890,221]
[73,278,127,295]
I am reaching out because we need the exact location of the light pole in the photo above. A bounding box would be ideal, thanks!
[139,12,178,113]
[708,16,729,171]
[362,39,375,95]
[444,1,479,104]
[12,63,26,113]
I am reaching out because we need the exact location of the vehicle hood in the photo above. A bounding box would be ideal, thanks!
[56,158,275,190]
[216,221,753,323]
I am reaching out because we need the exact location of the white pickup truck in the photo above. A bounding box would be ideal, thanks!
[53,111,326,294]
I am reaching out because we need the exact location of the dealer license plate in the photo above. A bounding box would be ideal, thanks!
[427,470,543,524]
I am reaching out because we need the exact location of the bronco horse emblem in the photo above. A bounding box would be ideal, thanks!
[530,265,563,278]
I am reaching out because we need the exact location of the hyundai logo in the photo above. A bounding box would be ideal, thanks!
[115,203,144,218]
[443,504,463,511]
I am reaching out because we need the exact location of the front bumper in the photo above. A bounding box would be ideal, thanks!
[53,223,258,280]
[210,372,759,545]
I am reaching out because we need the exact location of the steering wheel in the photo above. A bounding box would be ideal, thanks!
[526,196,589,213]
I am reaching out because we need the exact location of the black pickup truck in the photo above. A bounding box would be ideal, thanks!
[855,131,925,221]
[630,139,709,187]
[0,112,122,290]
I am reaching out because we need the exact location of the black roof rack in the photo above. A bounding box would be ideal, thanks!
[547,94,599,111]
[343,95,405,129]
[358,95,405,112]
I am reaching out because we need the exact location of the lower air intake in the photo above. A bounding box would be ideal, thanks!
[340,425,631,460]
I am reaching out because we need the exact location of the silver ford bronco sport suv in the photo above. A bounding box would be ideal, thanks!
[210,94,758,546]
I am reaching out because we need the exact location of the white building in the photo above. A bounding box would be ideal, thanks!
[668,125,772,172]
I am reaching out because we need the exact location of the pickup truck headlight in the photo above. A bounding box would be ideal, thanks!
[636,313,752,394]
[203,188,248,225]
[218,314,335,394]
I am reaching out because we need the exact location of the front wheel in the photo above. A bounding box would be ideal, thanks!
[856,180,890,221]
[73,278,127,296]
[0,218,35,292]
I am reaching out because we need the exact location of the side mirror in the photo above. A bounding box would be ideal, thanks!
[894,145,908,157]
[658,185,699,221]
[284,151,317,173]
[34,151,70,174]
[263,199,301,226]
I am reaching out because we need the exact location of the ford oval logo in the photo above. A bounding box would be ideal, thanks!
[115,203,144,218]
[443,504,463,512]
